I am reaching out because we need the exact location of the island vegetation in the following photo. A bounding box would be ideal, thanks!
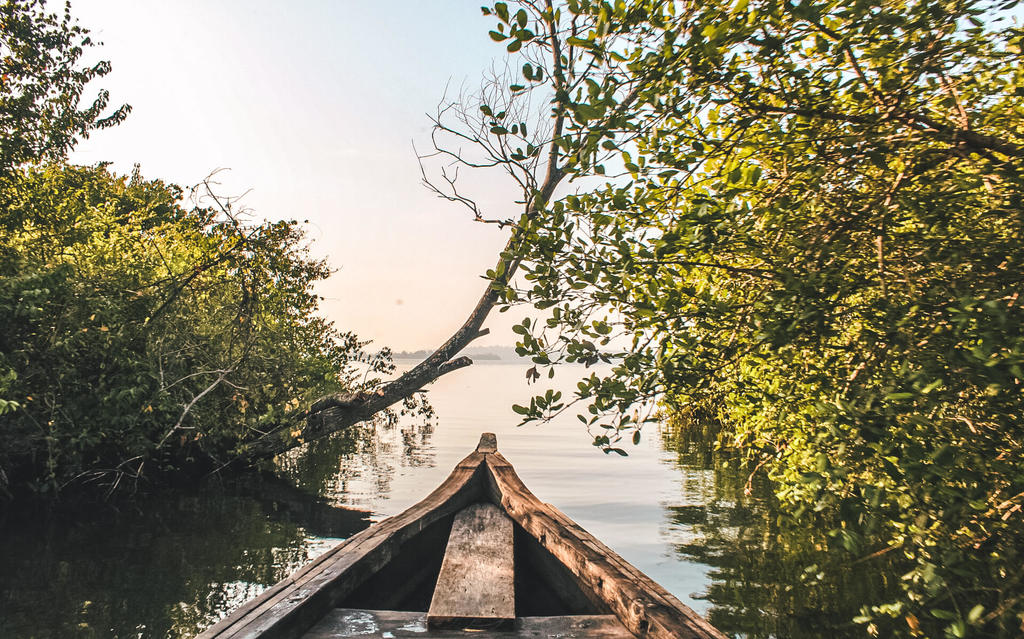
[2,0,1022,637]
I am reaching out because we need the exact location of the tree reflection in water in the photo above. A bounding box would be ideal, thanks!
[2,412,911,639]
[660,420,903,639]
[277,419,435,510]
[0,421,433,639]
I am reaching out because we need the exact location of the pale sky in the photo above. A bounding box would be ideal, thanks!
[68,1,529,351]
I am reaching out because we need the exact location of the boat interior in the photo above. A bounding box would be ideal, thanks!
[198,434,724,639]
[303,458,632,637]
[333,507,605,616]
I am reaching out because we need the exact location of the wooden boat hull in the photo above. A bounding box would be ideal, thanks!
[196,434,726,639]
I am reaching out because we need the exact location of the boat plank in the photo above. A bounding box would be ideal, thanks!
[483,451,727,639]
[476,432,498,453]
[304,609,634,638]
[427,503,515,629]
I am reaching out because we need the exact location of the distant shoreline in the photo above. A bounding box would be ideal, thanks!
[391,345,522,362]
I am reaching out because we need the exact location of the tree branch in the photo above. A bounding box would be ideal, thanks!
[230,4,653,465]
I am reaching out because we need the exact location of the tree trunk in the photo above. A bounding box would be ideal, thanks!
[240,245,514,463]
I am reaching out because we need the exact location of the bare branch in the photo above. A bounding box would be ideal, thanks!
[158,367,233,449]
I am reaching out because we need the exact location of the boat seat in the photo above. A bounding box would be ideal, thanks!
[426,502,516,630]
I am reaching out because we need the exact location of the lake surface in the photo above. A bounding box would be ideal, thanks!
[0,360,892,638]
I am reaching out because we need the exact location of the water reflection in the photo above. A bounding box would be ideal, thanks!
[0,362,905,639]
[0,479,358,638]
[0,423,441,639]
[659,421,901,639]
[278,419,436,512]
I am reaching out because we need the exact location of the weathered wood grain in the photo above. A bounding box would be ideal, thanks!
[482,451,728,639]
[303,609,634,638]
[476,431,498,453]
[427,503,514,629]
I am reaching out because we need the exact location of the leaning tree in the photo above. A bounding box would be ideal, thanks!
[326,1,1023,637]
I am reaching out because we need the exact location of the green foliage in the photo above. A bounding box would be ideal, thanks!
[0,0,129,179]
[479,0,1024,635]
[0,164,363,495]
[0,1,384,497]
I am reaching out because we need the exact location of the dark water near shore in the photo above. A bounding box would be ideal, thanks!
[0,361,894,638]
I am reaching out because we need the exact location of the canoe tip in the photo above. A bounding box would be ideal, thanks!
[476,432,498,453]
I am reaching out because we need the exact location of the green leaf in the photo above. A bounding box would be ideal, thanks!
[884,392,914,400]
[930,445,955,466]
[967,604,984,624]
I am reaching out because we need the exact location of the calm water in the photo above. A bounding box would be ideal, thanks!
[0,361,893,638]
